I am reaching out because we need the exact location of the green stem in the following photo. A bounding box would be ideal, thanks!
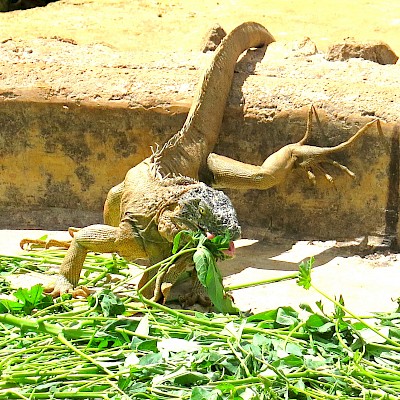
[225,272,298,291]
[138,296,308,342]
[0,391,109,399]
[311,283,400,348]
[0,390,29,400]
[56,333,127,397]
[0,313,61,336]
[114,327,160,341]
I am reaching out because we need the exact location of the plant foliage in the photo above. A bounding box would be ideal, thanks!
[0,250,400,399]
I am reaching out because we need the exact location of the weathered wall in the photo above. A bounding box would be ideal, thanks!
[0,101,186,228]
[0,38,399,242]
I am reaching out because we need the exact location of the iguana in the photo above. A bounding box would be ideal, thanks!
[32,22,380,306]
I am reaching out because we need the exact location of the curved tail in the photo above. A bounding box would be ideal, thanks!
[155,22,275,179]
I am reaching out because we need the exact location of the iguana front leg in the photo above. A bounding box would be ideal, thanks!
[207,106,382,190]
[46,222,146,297]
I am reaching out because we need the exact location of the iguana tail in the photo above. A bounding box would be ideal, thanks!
[154,22,275,179]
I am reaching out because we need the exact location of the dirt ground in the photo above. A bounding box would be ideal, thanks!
[1,230,400,316]
[1,0,400,315]
[0,0,400,56]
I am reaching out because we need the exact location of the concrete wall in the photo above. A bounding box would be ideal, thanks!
[0,38,399,242]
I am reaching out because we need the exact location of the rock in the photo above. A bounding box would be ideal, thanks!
[291,37,318,56]
[325,39,399,64]
[200,23,227,52]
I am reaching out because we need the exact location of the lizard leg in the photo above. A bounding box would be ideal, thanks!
[104,182,124,227]
[46,224,136,298]
[138,253,194,304]
[207,107,381,190]
[179,272,211,308]
[20,236,72,250]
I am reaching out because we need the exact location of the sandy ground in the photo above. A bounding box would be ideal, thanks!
[1,230,400,316]
[0,0,399,56]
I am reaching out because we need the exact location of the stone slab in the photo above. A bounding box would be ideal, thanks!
[0,38,399,241]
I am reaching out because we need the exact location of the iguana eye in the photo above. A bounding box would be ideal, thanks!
[199,205,207,216]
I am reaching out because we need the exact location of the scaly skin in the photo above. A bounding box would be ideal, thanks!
[34,23,380,306]
[207,105,382,189]
[42,22,273,305]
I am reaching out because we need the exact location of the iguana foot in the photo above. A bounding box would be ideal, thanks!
[20,238,73,250]
[179,275,212,308]
[291,105,382,184]
[20,227,80,250]
[179,290,211,308]
[44,275,91,298]
[208,105,382,190]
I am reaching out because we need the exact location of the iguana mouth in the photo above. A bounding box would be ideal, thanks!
[171,215,199,232]
[225,240,236,257]
[171,217,236,257]
[206,232,236,258]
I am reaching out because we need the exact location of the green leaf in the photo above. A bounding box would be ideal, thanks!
[193,245,239,314]
[193,246,214,287]
[304,355,327,369]
[273,354,304,368]
[14,284,44,303]
[286,342,303,356]
[0,284,53,315]
[172,230,190,254]
[247,309,278,323]
[174,370,209,385]
[139,352,163,366]
[0,298,24,313]
[306,314,332,331]
[90,289,126,317]
[334,294,346,321]
[203,231,231,260]
[275,307,299,326]
[191,387,221,400]
[297,257,314,289]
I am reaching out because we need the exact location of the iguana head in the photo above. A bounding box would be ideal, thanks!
[173,183,241,242]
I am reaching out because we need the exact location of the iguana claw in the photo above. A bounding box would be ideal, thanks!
[20,227,80,250]
[44,275,91,298]
[179,290,212,308]
[292,106,382,185]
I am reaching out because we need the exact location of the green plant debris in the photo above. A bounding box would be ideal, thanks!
[0,244,400,399]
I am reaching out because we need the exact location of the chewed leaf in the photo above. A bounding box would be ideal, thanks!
[194,245,239,314]
[297,257,314,290]
[193,247,214,287]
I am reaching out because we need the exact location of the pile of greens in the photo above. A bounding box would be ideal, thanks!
[1,234,400,399]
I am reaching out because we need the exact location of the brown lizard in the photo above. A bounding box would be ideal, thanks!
[34,22,380,306]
